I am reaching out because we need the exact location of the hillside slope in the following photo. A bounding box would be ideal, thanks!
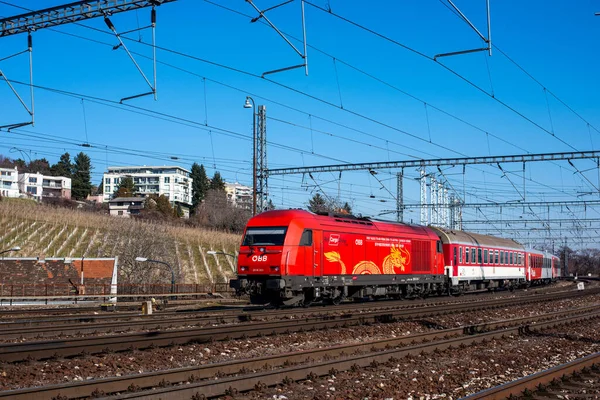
[0,199,241,286]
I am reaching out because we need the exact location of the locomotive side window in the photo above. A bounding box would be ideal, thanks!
[436,240,443,253]
[459,247,463,263]
[242,227,287,246]
[495,250,499,264]
[500,251,504,265]
[471,247,475,264]
[299,229,313,246]
[465,247,470,263]
[484,249,488,264]
[477,248,482,264]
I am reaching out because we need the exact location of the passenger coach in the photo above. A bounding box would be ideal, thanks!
[429,226,527,291]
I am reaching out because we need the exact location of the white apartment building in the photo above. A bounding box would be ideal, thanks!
[102,166,193,209]
[225,182,252,210]
[18,172,72,200]
[0,167,19,198]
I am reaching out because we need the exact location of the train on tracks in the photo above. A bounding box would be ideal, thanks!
[229,209,561,306]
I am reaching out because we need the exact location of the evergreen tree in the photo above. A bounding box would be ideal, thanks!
[155,194,173,216]
[114,176,136,198]
[342,202,352,214]
[307,193,352,214]
[209,171,226,192]
[50,152,73,177]
[308,193,328,213]
[190,163,209,213]
[27,158,51,174]
[14,159,26,169]
[71,152,93,200]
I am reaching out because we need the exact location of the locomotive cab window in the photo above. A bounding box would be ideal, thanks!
[242,227,287,246]
[299,229,313,246]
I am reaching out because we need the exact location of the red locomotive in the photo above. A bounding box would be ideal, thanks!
[230,209,560,306]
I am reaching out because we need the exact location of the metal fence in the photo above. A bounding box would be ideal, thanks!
[0,282,233,298]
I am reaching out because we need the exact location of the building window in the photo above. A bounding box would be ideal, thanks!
[164,177,170,183]
[113,178,119,184]
[27,186,37,195]
[118,211,123,216]
[105,178,110,184]
[29,177,37,183]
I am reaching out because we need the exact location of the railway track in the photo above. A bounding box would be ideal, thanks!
[0,287,595,343]
[465,352,600,399]
[0,289,596,361]
[2,304,597,399]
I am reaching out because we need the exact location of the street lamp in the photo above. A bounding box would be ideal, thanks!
[243,96,257,216]
[0,246,21,256]
[135,257,176,296]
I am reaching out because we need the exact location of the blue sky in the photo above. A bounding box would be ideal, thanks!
[1,1,599,247]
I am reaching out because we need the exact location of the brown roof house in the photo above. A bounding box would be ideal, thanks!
[109,197,144,218]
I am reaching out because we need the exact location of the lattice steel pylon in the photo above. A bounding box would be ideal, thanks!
[396,170,403,222]
[256,105,268,212]
[431,176,438,226]
[420,167,427,225]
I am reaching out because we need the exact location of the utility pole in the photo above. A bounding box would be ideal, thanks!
[256,105,268,213]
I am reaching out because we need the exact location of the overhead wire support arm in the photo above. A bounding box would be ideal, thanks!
[0,1,175,105]
[0,32,34,130]
[104,8,157,102]
[246,0,308,77]
[434,0,492,60]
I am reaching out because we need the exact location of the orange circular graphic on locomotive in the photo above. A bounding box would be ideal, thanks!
[352,261,381,274]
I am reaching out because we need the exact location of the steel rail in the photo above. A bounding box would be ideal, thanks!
[0,288,596,362]
[4,308,597,399]
[0,288,572,338]
[463,351,600,399]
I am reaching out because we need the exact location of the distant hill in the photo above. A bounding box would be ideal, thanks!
[0,199,241,286]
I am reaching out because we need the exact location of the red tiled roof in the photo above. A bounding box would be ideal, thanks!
[71,259,115,279]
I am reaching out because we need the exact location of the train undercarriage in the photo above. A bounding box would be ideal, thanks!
[230,274,538,306]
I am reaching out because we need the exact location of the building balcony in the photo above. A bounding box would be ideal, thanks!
[42,183,63,189]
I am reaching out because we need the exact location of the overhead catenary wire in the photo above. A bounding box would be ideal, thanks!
[2,1,596,231]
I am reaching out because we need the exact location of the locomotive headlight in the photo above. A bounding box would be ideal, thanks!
[259,247,265,253]
[240,266,249,272]
[270,266,280,272]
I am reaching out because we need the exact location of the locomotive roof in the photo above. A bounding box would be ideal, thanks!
[429,226,525,250]
[250,209,439,239]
